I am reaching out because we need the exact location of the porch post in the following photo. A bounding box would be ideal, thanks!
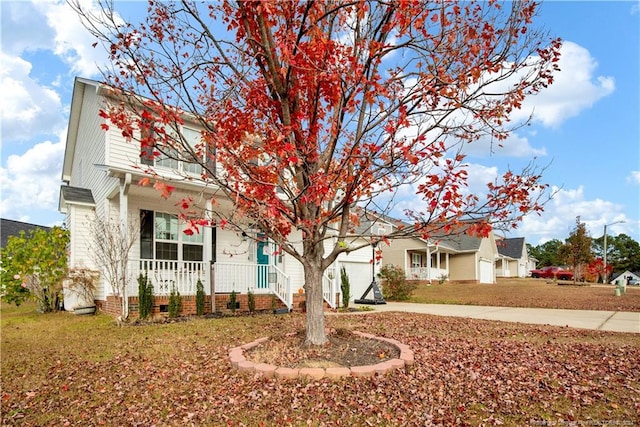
[204,199,215,313]
[403,249,409,278]
[119,173,131,316]
[426,242,431,283]
[445,253,449,277]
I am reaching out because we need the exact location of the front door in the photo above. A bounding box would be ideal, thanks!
[256,234,269,289]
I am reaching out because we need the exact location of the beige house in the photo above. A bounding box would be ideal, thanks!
[495,237,535,277]
[353,211,499,284]
[381,231,498,284]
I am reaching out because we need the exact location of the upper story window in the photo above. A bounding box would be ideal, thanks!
[139,124,204,176]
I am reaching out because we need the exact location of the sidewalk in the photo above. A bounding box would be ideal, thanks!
[353,302,640,333]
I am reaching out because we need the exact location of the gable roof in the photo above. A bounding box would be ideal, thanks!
[438,233,483,252]
[496,237,525,259]
[356,209,493,253]
[1,218,51,248]
[611,271,640,282]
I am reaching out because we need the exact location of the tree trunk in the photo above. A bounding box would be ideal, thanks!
[303,253,328,346]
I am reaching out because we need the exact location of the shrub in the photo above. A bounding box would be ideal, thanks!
[229,290,238,313]
[195,279,205,316]
[1,227,69,312]
[247,289,256,314]
[168,285,182,318]
[378,264,416,301]
[340,266,351,309]
[137,272,153,320]
[67,268,99,309]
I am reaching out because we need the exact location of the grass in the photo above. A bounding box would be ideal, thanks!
[2,286,639,426]
[409,277,640,311]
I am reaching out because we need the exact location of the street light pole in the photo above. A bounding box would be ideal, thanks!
[603,220,625,284]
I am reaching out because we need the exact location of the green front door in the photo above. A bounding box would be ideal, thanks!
[256,235,269,289]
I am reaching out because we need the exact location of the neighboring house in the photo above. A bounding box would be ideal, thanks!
[377,219,499,284]
[610,271,640,285]
[1,218,51,248]
[495,237,534,278]
[59,77,374,316]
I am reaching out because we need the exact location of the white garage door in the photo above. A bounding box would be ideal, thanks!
[340,261,373,302]
[479,259,494,284]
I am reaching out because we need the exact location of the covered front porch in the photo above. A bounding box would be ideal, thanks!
[124,259,339,312]
[109,178,340,315]
[405,247,450,282]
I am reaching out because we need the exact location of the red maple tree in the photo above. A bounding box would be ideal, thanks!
[73,0,561,345]
[585,258,612,284]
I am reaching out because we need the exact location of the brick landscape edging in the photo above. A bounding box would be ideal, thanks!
[229,331,414,380]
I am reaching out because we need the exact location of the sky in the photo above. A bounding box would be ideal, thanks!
[1,0,639,247]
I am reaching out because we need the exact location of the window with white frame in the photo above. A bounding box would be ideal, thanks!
[140,210,204,262]
[181,127,204,175]
[139,124,204,175]
[411,253,422,268]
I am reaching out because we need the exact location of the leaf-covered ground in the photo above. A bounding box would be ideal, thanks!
[2,302,638,426]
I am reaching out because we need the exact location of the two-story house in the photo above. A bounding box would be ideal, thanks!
[59,77,374,317]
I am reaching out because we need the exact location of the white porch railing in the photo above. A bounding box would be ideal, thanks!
[407,267,448,281]
[213,262,292,309]
[323,273,337,309]
[128,259,208,296]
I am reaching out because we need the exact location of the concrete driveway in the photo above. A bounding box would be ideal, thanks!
[354,302,640,333]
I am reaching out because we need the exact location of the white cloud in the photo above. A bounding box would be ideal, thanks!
[627,171,640,185]
[0,2,56,55]
[2,0,111,78]
[0,138,65,222]
[465,163,499,194]
[516,41,615,129]
[384,163,499,218]
[0,53,65,142]
[515,186,634,245]
[39,0,111,77]
[462,133,547,159]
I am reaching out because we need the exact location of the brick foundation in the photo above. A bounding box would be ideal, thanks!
[98,292,339,319]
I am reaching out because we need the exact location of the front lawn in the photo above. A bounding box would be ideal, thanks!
[409,278,640,312]
[1,302,638,426]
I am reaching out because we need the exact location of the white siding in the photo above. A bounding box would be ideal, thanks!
[340,261,373,302]
[217,227,252,263]
[282,230,304,288]
[69,87,119,219]
[107,125,144,172]
[479,259,494,284]
[67,205,104,299]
